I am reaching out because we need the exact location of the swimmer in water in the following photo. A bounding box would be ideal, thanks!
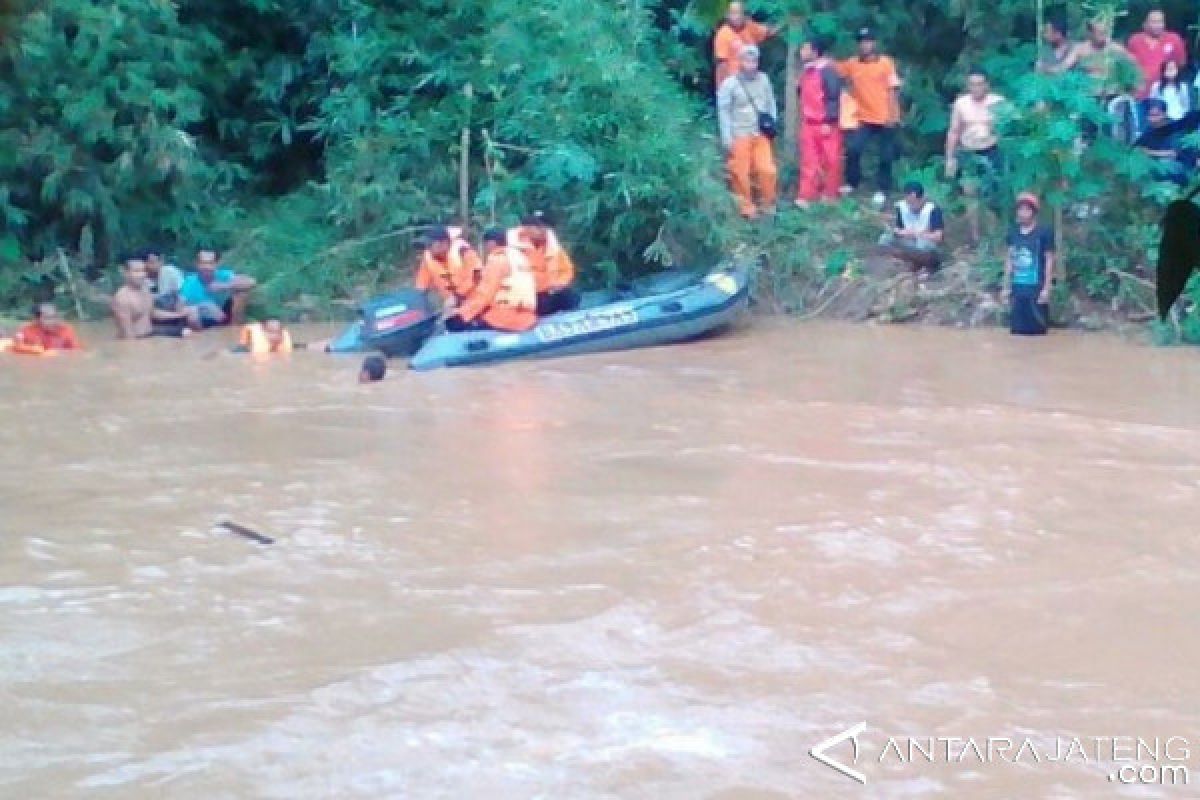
[359,355,387,383]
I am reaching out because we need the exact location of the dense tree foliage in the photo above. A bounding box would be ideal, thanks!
[1,0,1198,336]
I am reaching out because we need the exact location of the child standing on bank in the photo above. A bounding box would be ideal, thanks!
[1003,192,1056,335]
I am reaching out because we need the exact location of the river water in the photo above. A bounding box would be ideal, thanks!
[2,320,1199,799]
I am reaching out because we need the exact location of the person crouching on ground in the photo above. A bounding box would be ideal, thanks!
[1003,192,1056,336]
[238,319,294,354]
[717,44,778,219]
[878,181,945,275]
[507,212,580,314]
[179,248,257,329]
[12,303,82,354]
[445,228,538,332]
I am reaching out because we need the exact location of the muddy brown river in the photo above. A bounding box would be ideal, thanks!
[2,320,1199,798]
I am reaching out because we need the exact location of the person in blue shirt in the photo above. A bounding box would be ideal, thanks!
[1003,192,1056,335]
[179,248,257,328]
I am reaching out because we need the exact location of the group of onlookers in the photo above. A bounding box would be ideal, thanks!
[714,5,1198,217]
[711,4,1193,334]
[1,248,257,354]
[110,248,257,339]
[715,5,901,218]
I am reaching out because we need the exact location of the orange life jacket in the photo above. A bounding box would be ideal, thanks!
[240,323,294,354]
[506,226,574,292]
[420,227,476,299]
[494,246,538,311]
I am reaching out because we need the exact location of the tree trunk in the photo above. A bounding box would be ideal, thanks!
[459,126,470,229]
[1054,204,1066,283]
[783,25,799,171]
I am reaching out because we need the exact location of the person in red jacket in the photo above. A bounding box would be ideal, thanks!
[1127,9,1188,100]
[796,35,844,206]
[12,303,82,354]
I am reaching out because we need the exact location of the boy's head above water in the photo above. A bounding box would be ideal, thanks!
[359,355,387,383]
[263,319,285,348]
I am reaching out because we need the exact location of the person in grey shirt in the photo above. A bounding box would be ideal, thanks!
[717,45,778,218]
[143,246,198,331]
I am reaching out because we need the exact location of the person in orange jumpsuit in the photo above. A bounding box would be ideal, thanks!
[11,303,82,354]
[445,228,539,332]
[712,2,778,90]
[507,212,580,315]
[796,35,844,206]
[414,225,481,309]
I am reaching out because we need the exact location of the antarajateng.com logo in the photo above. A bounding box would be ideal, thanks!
[810,723,1192,788]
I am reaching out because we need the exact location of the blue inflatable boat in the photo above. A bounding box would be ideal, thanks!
[408,263,750,371]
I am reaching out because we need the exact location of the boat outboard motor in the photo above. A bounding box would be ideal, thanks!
[359,290,440,358]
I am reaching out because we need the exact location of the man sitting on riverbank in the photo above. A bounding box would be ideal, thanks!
[12,303,82,353]
[144,246,198,332]
[878,181,944,274]
[1134,99,1198,186]
[111,257,196,339]
[111,258,154,339]
[179,249,257,328]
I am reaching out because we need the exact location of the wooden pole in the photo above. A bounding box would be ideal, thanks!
[56,248,85,320]
[1036,0,1044,67]
[459,126,470,229]
[783,19,800,171]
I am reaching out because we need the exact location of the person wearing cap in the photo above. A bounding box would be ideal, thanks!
[795,34,844,206]
[717,43,778,219]
[713,2,778,90]
[878,181,944,274]
[837,27,902,205]
[414,224,480,309]
[1133,98,1196,186]
[507,212,579,314]
[445,228,538,332]
[1003,193,1056,336]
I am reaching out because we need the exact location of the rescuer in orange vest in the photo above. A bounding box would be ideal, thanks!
[445,228,539,332]
[507,212,580,315]
[238,319,294,354]
[712,2,778,90]
[414,225,481,309]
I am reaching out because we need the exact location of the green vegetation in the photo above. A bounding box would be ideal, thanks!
[1,0,1198,339]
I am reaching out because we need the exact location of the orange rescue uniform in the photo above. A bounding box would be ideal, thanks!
[456,247,538,332]
[713,20,771,88]
[507,227,576,293]
[836,56,901,126]
[414,231,481,303]
[12,322,81,354]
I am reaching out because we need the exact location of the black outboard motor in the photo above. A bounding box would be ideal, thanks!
[359,289,439,358]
